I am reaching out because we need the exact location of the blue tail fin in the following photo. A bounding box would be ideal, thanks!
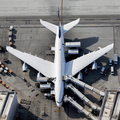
[58,8,60,25]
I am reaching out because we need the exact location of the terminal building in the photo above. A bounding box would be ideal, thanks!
[0,91,18,120]
[99,89,120,120]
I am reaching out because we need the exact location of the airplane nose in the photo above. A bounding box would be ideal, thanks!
[56,102,62,107]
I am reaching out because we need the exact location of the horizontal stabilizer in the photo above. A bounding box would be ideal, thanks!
[63,18,80,34]
[40,19,57,34]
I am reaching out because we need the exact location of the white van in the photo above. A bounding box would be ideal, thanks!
[109,58,112,66]
[100,67,105,75]
[111,66,114,75]
[114,54,118,64]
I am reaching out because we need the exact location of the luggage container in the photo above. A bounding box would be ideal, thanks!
[9,69,13,74]
[1,64,4,68]
[2,82,5,86]
[0,79,2,83]
[6,85,9,89]
[9,42,12,46]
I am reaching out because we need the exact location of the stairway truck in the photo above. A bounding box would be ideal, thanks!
[65,42,81,48]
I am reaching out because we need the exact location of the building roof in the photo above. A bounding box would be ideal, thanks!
[0,92,7,115]
[0,91,17,120]
[99,89,120,120]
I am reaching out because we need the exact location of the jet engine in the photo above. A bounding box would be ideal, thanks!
[77,71,83,80]
[98,47,102,50]
[36,72,49,82]
[92,61,97,70]
[65,42,81,48]
[68,49,79,55]
[37,72,42,78]
[22,62,28,72]
[37,77,48,83]
[40,83,51,89]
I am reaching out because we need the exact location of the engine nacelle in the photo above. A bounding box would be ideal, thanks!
[65,42,81,48]
[98,47,102,50]
[92,61,97,70]
[68,49,79,55]
[37,72,49,82]
[77,71,83,80]
[37,72,42,78]
[22,62,28,72]
[40,83,51,89]
[37,77,48,83]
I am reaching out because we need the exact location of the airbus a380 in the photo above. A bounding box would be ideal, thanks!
[6,10,113,107]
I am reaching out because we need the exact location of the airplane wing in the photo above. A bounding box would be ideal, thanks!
[65,44,113,76]
[6,46,55,78]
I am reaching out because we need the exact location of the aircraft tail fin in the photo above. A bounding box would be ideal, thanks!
[40,19,57,34]
[63,18,80,34]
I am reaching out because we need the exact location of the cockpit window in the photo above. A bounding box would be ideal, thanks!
[57,100,62,103]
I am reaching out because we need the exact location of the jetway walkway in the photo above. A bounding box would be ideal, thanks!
[64,75,105,97]
[64,95,98,120]
[65,83,101,111]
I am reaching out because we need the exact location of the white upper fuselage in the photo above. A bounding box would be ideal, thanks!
[54,23,65,107]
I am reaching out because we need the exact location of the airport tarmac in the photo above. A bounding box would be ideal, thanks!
[0,0,120,16]
[0,20,120,120]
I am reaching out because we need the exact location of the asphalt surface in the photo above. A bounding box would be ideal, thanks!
[0,16,120,120]
[0,15,120,25]
[0,0,120,16]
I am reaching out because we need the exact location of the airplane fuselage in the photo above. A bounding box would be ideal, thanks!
[54,24,65,107]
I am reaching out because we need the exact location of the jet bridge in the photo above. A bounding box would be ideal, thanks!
[64,75,105,97]
[65,83,101,111]
[64,95,98,120]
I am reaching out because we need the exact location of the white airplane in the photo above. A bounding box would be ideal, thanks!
[6,9,113,107]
